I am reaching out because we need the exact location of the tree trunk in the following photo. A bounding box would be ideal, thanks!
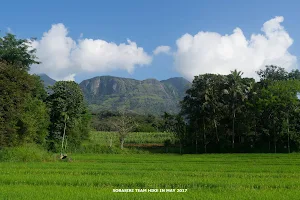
[274,137,277,153]
[287,117,290,153]
[109,137,113,148]
[204,126,207,153]
[61,119,67,156]
[195,138,198,154]
[120,138,125,150]
[214,119,219,142]
[204,128,207,153]
[180,143,182,154]
[232,110,235,149]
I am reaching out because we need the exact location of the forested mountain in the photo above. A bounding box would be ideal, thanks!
[37,74,191,115]
[79,76,191,115]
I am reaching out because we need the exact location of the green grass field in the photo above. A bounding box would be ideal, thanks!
[88,131,175,145]
[1,154,300,200]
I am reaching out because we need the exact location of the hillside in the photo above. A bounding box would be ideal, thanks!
[79,76,191,115]
[39,74,56,88]
[38,74,191,115]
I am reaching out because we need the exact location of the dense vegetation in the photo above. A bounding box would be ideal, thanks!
[92,111,165,132]
[0,33,90,153]
[2,32,300,155]
[165,66,300,153]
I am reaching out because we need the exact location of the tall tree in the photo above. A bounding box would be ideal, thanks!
[225,70,247,149]
[46,81,90,151]
[0,62,49,147]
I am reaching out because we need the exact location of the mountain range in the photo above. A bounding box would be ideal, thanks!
[39,74,191,115]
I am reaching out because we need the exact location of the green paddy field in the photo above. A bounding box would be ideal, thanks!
[1,153,300,200]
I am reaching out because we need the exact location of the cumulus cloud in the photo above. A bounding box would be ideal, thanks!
[30,24,152,80]
[153,45,171,55]
[174,16,297,81]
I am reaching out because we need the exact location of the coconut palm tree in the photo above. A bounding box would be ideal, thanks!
[226,69,246,149]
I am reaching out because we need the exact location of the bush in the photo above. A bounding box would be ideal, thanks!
[0,143,53,162]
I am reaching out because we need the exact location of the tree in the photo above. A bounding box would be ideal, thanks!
[0,33,40,71]
[181,74,229,152]
[0,62,49,147]
[46,81,90,151]
[0,32,48,148]
[225,70,247,149]
[258,80,300,153]
[257,65,288,82]
[162,112,187,154]
[111,110,138,149]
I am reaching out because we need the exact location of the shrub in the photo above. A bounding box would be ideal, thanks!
[0,143,53,162]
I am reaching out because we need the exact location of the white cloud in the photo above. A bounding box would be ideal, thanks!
[72,39,152,74]
[62,73,76,81]
[153,45,171,55]
[30,23,152,80]
[174,16,297,81]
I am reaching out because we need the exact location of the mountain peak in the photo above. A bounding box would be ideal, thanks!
[38,74,56,87]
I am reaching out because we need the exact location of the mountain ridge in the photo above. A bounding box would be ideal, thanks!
[39,74,191,115]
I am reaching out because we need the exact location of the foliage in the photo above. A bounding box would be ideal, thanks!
[91,111,164,132]
[179,66,300,153]
[111,111,138,149]
[46,81,91,152]
[0,143,52,162]
[0,33,40,71]
[0,62,49,147]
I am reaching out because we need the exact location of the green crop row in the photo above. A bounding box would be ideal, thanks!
[88,131,175,145]
[1,154,300,199]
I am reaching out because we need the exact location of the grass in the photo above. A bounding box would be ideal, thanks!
[1,154,300,199]
[0,143,54,162]
[74,131,176,153]
[89,131,175,145]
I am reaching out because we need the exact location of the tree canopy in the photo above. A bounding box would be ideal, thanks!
[0,32,91,152]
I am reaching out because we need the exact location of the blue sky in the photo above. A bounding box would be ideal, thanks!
[1,0,299,82]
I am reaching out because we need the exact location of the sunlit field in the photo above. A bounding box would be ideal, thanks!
[1,154,300,200]
[74,131,177,154]
[89,131,175,145]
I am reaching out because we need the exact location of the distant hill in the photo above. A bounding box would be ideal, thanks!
[39,74,56,88]
[38,74,191,115]
[79,76,191,115]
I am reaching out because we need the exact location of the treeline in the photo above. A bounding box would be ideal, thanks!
[0,33,90,152]
[92,111,165,132]
[165,66,300,153]
[2,32,300,154]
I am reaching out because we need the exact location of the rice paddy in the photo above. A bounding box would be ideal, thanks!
[1,153,300,199]
[88,131,175,145]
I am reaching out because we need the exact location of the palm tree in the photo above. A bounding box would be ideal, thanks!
[227,70,246,149]
[203,75,221,144]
